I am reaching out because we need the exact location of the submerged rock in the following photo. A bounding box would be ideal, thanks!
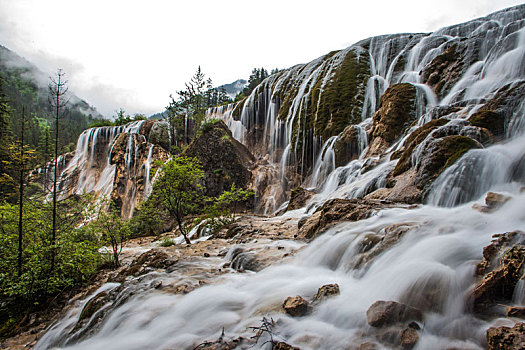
[507,307,525,319]
[487,322,525,350]
[366,300,423,328]
[283,296,309,317]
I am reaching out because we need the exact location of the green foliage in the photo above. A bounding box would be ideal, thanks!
[0,196,103,304]
[159,236,176,247]
[216,183,254,217]
[129,198,168,237]
[90,202,130,267]
[151,156,205,243]
[89,119,114,128]
[239,67,269,98]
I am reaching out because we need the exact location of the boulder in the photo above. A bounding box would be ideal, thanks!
[283,296,309,317]
[314,284,340,301]
[391,119,448,176]
[366,300,423,328]
[485,192,511,208]
[399,325,419,349]
[487,322,525,350]
[367,83,417,157]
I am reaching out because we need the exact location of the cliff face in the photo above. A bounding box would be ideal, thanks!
[34,120,170,218]
[208,4,525,212]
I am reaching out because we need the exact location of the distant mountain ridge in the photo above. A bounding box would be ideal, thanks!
[217,79,247,99]
[0,44,103,119]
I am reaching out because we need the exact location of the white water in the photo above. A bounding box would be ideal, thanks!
[37,192,525,350]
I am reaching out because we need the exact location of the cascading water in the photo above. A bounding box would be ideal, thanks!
[40,120,164,217]
[37,5,525,350]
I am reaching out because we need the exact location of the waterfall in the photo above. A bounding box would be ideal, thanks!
[37,5,525,349]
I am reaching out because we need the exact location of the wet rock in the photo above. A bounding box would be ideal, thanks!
[366,301,423,328]
[507,306,525,318]
[297,198,397,240]
[314,284,340,301]
[283,296,309,317]
[78,292,108,321]
[334,125,363,167]
[476,231,523,276]
[116,249,178,279]
[273,342,300,350]
[391,119,449,176]
[286,187,314,211]
[227,247,260,272]
[422,44,465,98]
[414,135,482,189]
[485,192,511,208]
[468,110,505,140]
[351,223,418,270]
[399,325,419,349]
[367,83,417,157]
[471,231,525,315]
[486,322,525,350]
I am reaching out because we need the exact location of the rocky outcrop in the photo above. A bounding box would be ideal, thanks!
[472,192,512,213]
[182,120,255,198]
[367,83,417,157]
[487,322,525,350]
[110,132,169,217]
[273,342,300,350]
[286,187,314,211]
[468,110,505,140]
[422,44,465,98]
[297,198,397,240]
[148,120,170,151]
[471,231,525,315]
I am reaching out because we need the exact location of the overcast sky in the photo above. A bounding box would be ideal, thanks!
[0,0,523,117]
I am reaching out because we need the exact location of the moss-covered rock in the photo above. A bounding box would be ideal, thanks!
[148,121,170,151]
[367,83,417,156]
[182,120,255,198]
[310,50,370,139]
[468,110,505,139]
[414,135,482,188]
[392,119,448,176]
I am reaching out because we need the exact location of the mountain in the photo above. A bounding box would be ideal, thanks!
[0,44,104,152]
[217,78,247,99]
